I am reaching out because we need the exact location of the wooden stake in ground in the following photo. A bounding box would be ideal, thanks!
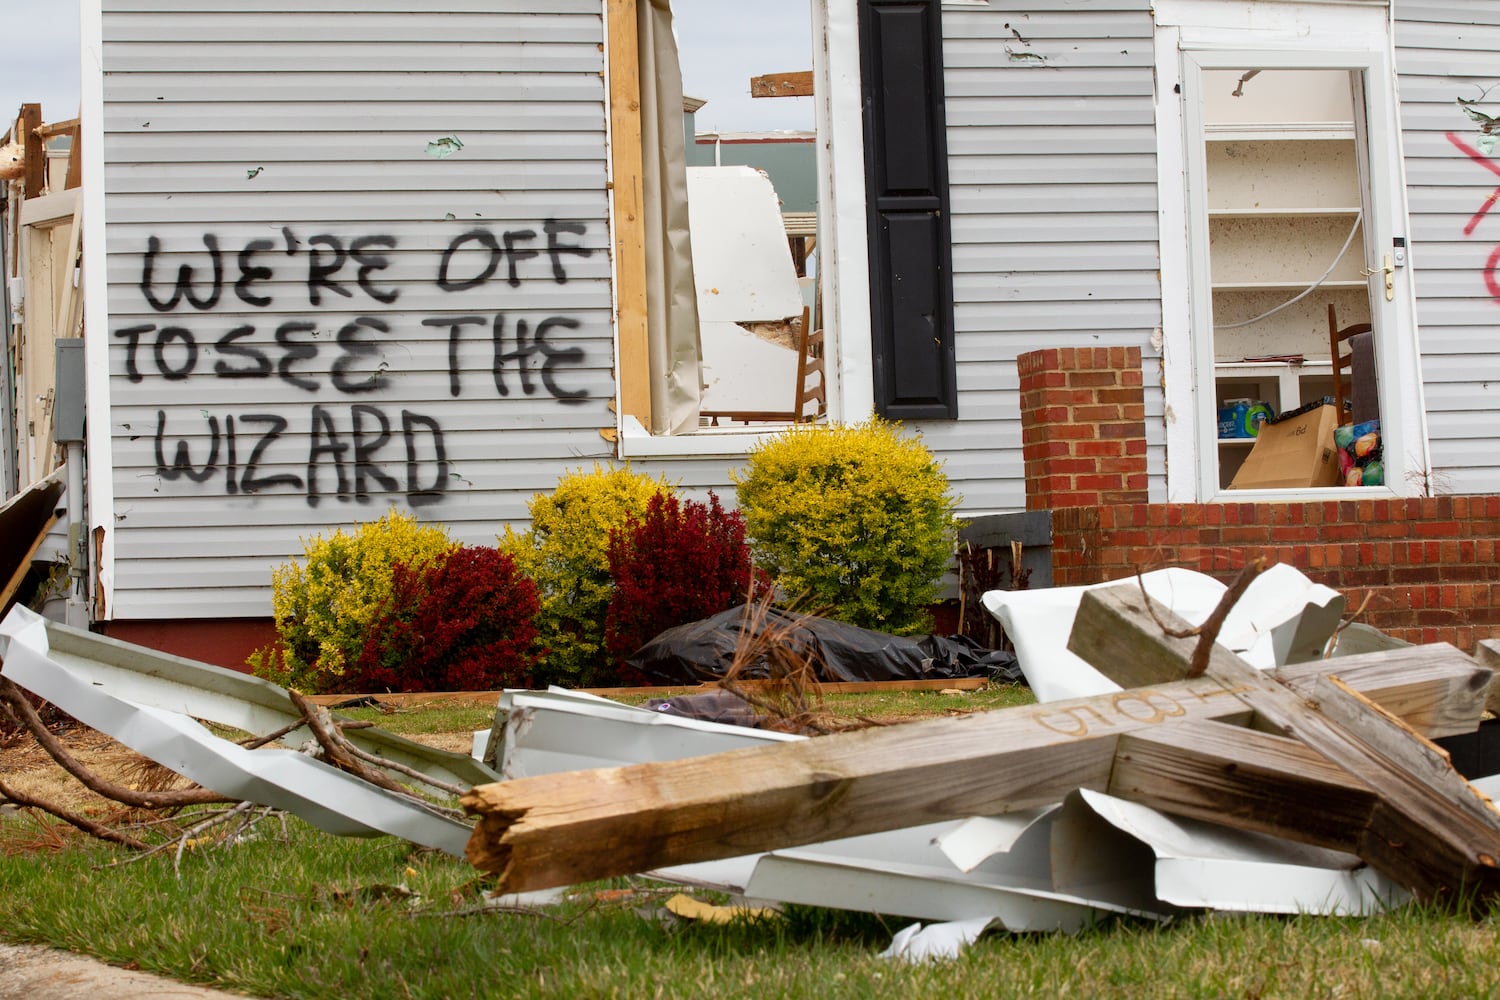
[462,631,1493,894]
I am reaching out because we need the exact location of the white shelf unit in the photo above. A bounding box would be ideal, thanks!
[1206,129,1370,488]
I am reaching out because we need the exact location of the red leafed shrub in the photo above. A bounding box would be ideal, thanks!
[605,492,769,670]
[347,545,540,693]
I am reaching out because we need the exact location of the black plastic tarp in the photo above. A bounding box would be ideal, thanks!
[625,605,1022,686]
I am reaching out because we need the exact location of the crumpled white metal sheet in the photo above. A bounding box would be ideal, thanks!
[981,564,1345,702]
[0,605,473,856]
[14,604,495,789]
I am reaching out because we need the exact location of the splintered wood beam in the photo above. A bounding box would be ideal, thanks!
[19,104,43,197]
[1111,720,1376,853]
[1270,644,1488,739]
[750,71,813,98]
[1071,583,1500,904]
[464,674,1253,890]
[462,650,1485,893]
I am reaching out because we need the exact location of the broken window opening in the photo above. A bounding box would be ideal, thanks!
[612,0,825,440]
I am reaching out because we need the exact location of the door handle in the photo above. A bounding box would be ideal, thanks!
[1360,254,1395,302]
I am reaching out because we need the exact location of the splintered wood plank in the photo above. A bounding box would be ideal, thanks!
[1111,720,1376,853]
[750,71,814,98]
[462,649,1486,893]
[1071,583,1500,904]
[1276,645,1490,738]
[20,104,43,197]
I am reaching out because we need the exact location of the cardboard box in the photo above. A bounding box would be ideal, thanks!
[1228,404,1341,490]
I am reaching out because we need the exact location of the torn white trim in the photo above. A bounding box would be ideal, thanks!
[1055,789,1406,916]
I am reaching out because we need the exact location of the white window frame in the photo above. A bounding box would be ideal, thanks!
[1154,0,1430,501]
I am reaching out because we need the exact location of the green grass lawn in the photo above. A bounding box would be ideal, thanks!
[4,686,1500,998]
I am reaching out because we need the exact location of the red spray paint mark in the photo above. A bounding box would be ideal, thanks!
[1447,131,1500,236]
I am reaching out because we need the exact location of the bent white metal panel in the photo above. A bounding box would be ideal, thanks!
[8,605,495,788]
[0,607,471,855]
[1054,789,1407,916]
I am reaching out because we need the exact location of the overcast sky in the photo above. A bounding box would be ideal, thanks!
[0,0,813,133]
[1,0,80,122]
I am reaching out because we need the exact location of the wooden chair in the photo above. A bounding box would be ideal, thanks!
[1328,303,1372,419]
[701,306,827,425]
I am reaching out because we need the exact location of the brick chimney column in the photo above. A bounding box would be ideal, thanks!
[1017,347,1148,510]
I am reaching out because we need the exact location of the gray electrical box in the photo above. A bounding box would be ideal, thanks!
[54,338,86,444]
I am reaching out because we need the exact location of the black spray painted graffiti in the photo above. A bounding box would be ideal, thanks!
[120,224,595,508]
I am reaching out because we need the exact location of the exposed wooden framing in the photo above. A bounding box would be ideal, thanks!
[751,71,814,98]
[0,512,57,614]
[64,121,81,191]
[462,639,1489,893]
[35,118,79,139]
[19,104,43,198]
[607,0,653,433]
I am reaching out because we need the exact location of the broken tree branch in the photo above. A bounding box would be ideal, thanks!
[286,689,468,820]
[0,775,149,850]
[174,800,257,876]
[336,739,469,799]
[287,689,413,797]
[1136,557,1267,679]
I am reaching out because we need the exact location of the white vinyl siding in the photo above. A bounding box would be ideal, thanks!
[928,1,1164,509]
[1395,4,1500,493]
[98,1,613,618]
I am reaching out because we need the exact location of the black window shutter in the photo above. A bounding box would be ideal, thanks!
[858,0,958,419]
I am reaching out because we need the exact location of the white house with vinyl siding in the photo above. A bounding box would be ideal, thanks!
[59,0,1500,639]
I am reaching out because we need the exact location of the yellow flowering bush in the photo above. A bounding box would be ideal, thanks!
[250,508,457,691]
[731,417,961,635]
[500,464,672,686]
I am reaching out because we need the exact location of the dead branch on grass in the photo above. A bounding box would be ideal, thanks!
[286,689,468,820]
[714,595,877,735]
[0,775,149,850]
[0,677,233,809]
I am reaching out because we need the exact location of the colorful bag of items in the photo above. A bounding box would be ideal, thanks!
[1335,419,1382,486]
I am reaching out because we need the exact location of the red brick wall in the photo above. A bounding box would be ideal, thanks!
[1050,497,1500,651]
[1017,347,1148,510]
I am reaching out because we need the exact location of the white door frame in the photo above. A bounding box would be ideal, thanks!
[1155,1,1429,501]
